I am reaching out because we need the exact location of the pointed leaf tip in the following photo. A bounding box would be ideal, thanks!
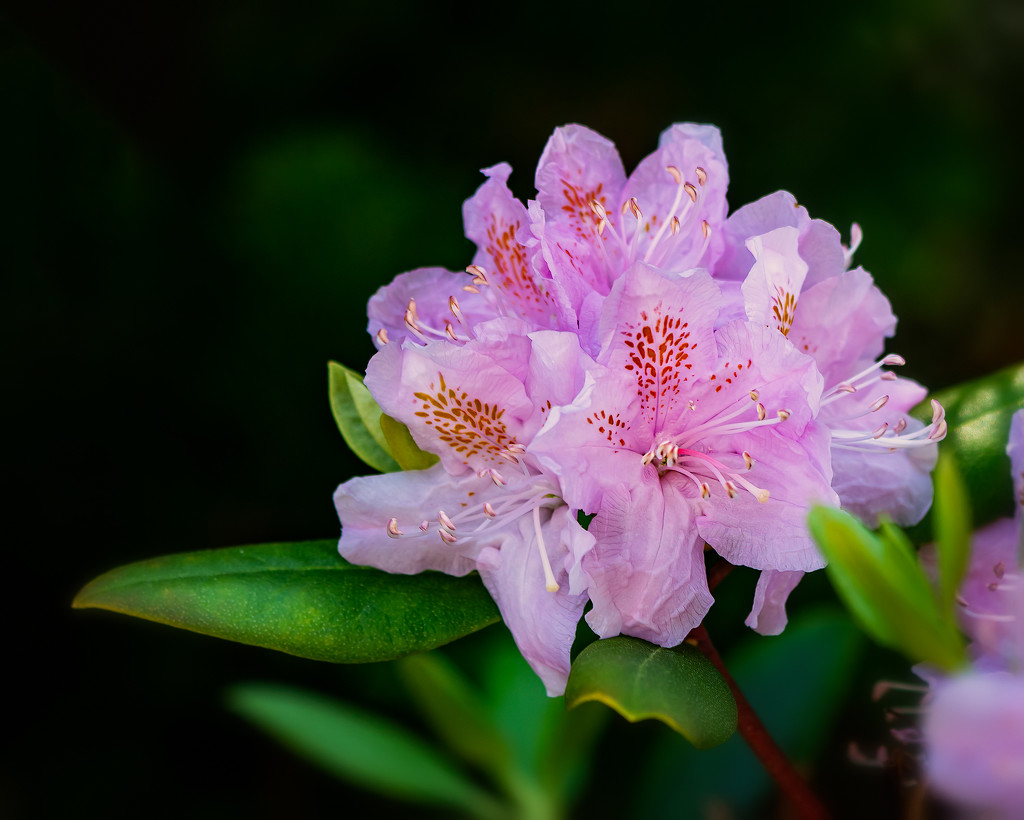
[564,636,737,748]
[328,360,401,473]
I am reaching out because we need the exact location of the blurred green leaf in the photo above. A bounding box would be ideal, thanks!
[381,413,440,471]
[564,636,737,749]
[328,360,400,473]
[808,507,965,669]
[228,682,503,818]
[74,540,499,662]
[933,453,972,611]
[909,362,1024,539]
[397,652,510,777]
[638,607,863,816]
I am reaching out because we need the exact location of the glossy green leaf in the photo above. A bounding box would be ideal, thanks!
[564,636,737,748]
[808,507,965,669]
[228,683,503,817]
[73,540,499,662]
[910,361,1024,539]
[397,652,510,777]
[381,413,440,471]
[328,360,401,473]
[933,453,972,610]
[638,608,863,815]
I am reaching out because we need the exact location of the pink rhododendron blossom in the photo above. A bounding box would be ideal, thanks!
[720,194,945,528]
[531,265,837,646]
[918,411,1024,815]
[335,121,944,693]
[335,328,597,695]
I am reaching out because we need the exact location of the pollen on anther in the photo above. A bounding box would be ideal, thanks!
[726,481,738,499]
[701,220,711,239]
[777,409,791,421]
[743,451,753,470]
[701,483,710,499]
[749,390,760,401]
[757,403,767,421]
[684,183,698,203]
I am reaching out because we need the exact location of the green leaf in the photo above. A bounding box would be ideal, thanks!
[381,413,440,471]
[328,361,401,473]
[228,682,503,818]
[933,453,972,611]
[397,652,511,777]
[73,540,499,662]
[909,361,1024,538]
[564,636,737,749]
[808,507,965,669]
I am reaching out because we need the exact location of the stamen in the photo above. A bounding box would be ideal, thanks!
[684,182,698,203]
[872,423,888,439]
[670,216,680,235]
[726,481,737,499]
[534,505,560,592]
[419,520,430,531]
[483,502,496,518]
[448,296,464,323]
[488,468,506,486]
[386,518,403,538]
[376,328,389,345]
[880,372,898,382]
[884,354,906,366]
[462,284,481,294]
[627,197,642,220]
[701,482,710,499]
[749,390,760,401]
[695,167,707,186]
[757,403,767,421]
[438,510,456,531]
[438,528,457,544]
[666,165,683,185]
[777,409,791,421]
[743,451,753,470]
[445,322,459,342]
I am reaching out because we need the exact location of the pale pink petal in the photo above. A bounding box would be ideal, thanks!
[745,570,805,635]
[924,671,1024,812]
[619,123,729,273]
[335,463,491,576]
[584,471,713,647]
[788,268,897,387]
[365,340,533,476]
[367,267,491,348]
[740,227,808,338]
[463,163,575,330]
[696,422,836,571]
[477,506,593,696]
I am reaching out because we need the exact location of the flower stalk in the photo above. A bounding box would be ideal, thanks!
[690,623,831,820]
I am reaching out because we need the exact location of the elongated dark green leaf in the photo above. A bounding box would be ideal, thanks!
[381,413,440,471]
[74,540,499,662]
[564,636,736,748]
[910,362,1024,539]
[808,507,965,669]
[228,683,503,818]
[933,453,972,610]
[397,652,510,777]
[328,360,401,473]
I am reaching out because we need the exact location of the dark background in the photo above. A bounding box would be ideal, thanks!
[5,1,1023,817]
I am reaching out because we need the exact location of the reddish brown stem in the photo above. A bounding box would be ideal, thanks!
[691,624,831,820]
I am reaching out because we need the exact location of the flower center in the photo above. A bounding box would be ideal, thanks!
[640,388,784,503]
[588,165,712,280]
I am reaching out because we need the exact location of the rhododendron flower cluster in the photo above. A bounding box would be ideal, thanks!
[335,123,945,695]
[921,410,1024,813]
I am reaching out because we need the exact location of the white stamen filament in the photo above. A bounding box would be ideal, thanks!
[534,505,560,592]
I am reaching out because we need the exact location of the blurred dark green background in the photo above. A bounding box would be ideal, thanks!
[5,1,1022,817]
